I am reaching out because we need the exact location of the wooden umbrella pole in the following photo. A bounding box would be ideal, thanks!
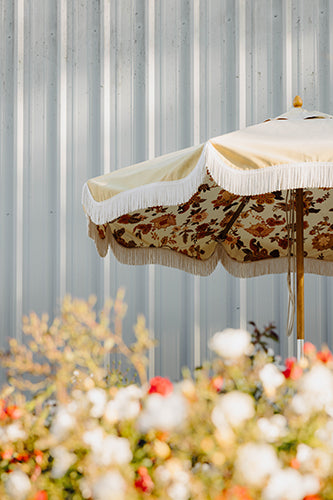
[295,188,305,358]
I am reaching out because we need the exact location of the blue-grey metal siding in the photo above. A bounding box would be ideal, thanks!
[1,0,333,383]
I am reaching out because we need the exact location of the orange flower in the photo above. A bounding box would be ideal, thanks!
[1,448,14,460]
[213,192,239,208]
[317,347,333,363]
[210,376,224,392]
[191,210,208,223]
[245,223,273,238]
[6,405,23,419]
[312,233,333,251]
[34,491,48,500]
[34,449,43,465]
[251,193,275,204]
[290,457,300,469]
[0,399,7,420]
[153,214,177,229]
[217,485,254,500]
[31,465,42,482]
[304,342,316,356]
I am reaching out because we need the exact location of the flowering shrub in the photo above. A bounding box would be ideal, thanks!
[0,293,332,499]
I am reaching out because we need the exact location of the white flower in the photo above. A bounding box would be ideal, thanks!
[83,427,104,449]
[291,394,309,415]
[104,385,142,423]
[213,391,255,429]
[259,363,284,397]
[178,379,196,399]
[235,443,280,488]
[297,443,331,477]
[92,471,126,500]
[83,428,132,466]
[51,406,76,441]
[316,419,333,449]
[5,470,31,500]
[263,468,319,500]
[51,446,77,478]
[138,393,187,432]
[208,328,251,361]
[257,415,287,443]
[99,435,132,466]
[87,387,107,418]
[167,481,190,500]
[296,364,333,415]
[5,423,27,442]
[155,460,190,500]
[211,403,234,443]
[79,479,92,499]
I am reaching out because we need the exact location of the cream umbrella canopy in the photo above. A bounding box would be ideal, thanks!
[82,98,333,353]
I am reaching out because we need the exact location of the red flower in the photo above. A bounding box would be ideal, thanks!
[303,496,322,500]
[15,453,29,463]
[210,376,224,392]
[34,491,48,500]
[317,348,333,364]
[135,466,154,493]
[148,376,173,396]
[282,358,302,380]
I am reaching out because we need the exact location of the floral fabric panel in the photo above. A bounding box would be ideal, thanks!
[95,170,333,265]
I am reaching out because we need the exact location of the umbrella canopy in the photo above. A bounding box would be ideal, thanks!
[82,102,333,279]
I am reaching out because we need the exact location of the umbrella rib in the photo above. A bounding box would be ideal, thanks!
[217,196,251,242]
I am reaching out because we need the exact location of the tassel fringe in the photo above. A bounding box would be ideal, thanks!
[87,218,333,278]
[82,141,333,226]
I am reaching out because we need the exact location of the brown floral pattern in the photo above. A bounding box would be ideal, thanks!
[94,171,333,266]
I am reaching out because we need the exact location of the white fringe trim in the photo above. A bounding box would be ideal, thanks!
[83,141,333,225]
[88,218,333,278]
[206,142,333,196]
[82,146,208,226]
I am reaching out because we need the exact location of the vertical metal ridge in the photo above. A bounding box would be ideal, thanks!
[193,0,201,368]
[14,0,24,342]
[296,0,304,95]
[58,0,67,301]
[101,0,111,302]
[330,1,333,111]
[283,0,294,357]
[312,2,319,107]
[147,0,156,379]
[237,0,247,330]
[284,0,293,108]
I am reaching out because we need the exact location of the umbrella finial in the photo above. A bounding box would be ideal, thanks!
[293,95,303,108]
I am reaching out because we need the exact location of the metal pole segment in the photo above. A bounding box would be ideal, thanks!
[147,0,156,379]
[193,0,201,369]
[295,188,305,344]
[297,339,304,361]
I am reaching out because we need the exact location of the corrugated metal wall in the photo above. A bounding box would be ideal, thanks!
[1,0,333,382]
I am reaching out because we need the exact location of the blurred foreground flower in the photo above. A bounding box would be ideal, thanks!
[1,295,333,498]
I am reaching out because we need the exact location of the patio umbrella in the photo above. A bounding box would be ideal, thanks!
[82,97,333,355]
